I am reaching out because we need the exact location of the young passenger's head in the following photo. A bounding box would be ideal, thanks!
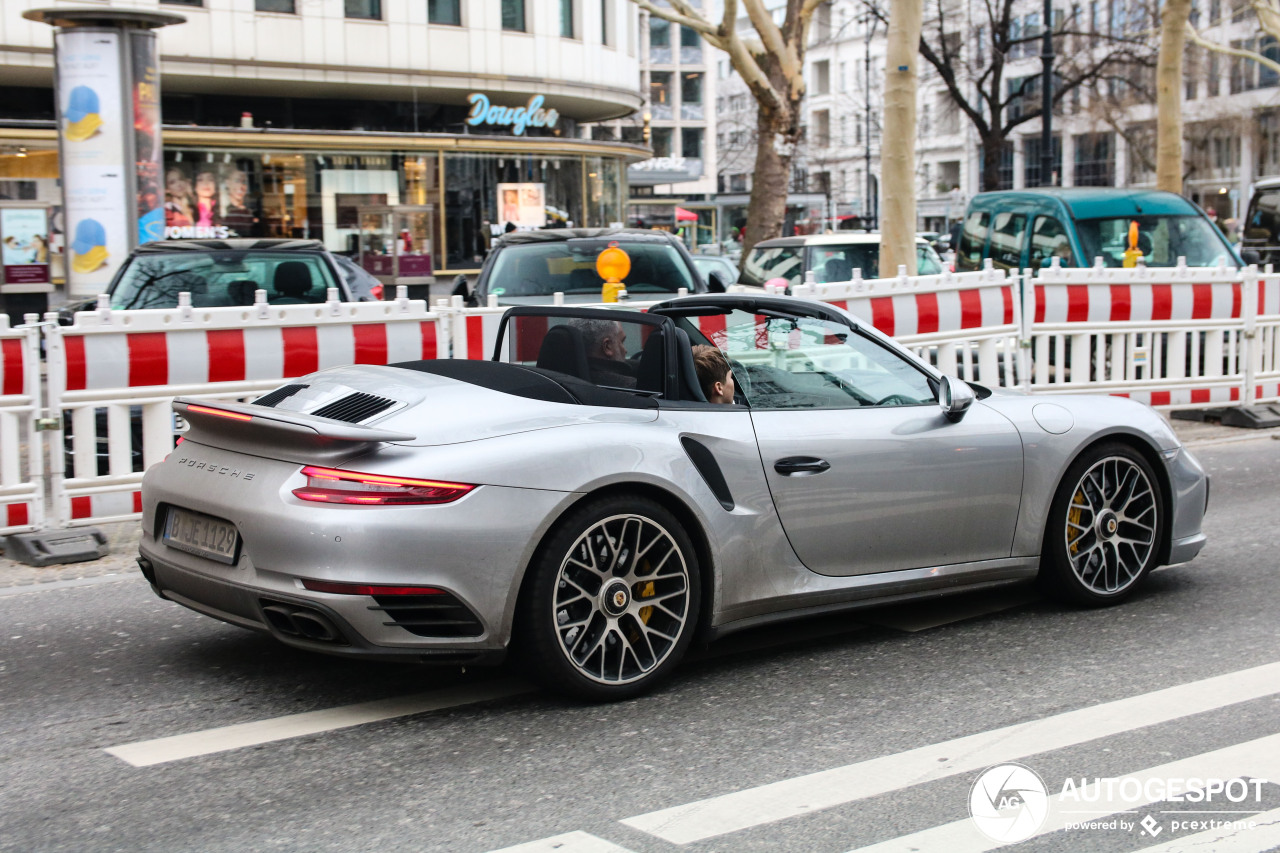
[692,345,735,404]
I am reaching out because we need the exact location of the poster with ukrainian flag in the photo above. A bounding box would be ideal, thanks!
[55,29,129,294]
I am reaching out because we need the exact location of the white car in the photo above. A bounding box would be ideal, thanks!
[739,233,945,289]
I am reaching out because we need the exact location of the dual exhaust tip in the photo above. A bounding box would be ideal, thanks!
[260,602,347,645]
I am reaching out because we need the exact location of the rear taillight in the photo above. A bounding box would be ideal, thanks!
[292,465,475,505]
[302,579,445,596]
[187,404,252,421]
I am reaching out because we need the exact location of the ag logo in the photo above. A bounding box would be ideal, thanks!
[968,763,1050,843]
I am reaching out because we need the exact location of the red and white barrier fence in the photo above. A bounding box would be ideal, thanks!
[0,315,44,535]
[7,264,1279,538]
[43,288,446,529]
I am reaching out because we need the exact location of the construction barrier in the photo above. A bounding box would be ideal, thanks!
[0,315,44,535]
[1025,259,1261,409]
[42,288,446,529]
[7,263,1278,537]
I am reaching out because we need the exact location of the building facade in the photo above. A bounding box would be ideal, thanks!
[0,0,649,285]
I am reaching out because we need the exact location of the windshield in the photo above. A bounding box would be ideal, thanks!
[745,241,942,288]
[485,239,698,299]
[1073,215,1235,268]
[110,251,339,309]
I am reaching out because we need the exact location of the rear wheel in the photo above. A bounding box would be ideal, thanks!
[517,494,700,700]
[1039,443,1164,606]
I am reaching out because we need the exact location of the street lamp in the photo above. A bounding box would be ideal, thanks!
[1040,0,1054,185]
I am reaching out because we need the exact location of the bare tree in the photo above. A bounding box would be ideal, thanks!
[869,0,1155,192]
[629,0,826,256]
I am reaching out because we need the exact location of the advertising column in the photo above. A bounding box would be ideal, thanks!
[26,8,184,299]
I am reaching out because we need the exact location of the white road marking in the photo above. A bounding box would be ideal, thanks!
[485,831,637,853]
[846,733,1280,852]
[105,679,532,767]
[621,661,1280,844]
[1135,807,1280,853]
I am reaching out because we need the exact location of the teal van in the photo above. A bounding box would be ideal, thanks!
[955,188,1241,272]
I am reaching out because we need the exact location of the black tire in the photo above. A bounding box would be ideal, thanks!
[516,493,701,701]
[1038,442,1165,606]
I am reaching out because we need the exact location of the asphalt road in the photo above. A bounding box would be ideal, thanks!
[2,432,1280,853]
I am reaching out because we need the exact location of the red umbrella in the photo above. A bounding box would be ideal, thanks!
[675,206,698,222]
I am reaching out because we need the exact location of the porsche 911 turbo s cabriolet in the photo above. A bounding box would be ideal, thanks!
[137,294,1208,700]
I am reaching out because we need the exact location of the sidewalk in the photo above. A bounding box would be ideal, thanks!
[2,417,1277,589]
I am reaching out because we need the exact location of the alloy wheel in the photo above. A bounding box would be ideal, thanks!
[1064,456,1158,595]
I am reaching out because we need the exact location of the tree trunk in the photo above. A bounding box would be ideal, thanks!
[1157,0,1192,192]
[880,0,924,277]
[982,133,1005,192]
[743,105,798,257]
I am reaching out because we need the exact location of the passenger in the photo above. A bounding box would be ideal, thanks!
[569,318,636,388]
[692,345,736,404]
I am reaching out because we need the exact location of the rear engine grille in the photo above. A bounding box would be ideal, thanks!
[253,384,307,407]
[371,593,484,638]
[311,392,396,424]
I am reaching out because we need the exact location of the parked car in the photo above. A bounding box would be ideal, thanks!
[955,188,1242,273]
[138,293,1207,700]
[738,233,946,290]
[690,253,739,288]
[1240,176,1280,268]
[456,228,722,306]
[59,238,381,322]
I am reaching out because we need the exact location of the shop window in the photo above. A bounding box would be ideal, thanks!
[256,0,295,11]
[345,0,381,19]
[502,0,526,31]
[429,0,461,25]
[560,0,575,37]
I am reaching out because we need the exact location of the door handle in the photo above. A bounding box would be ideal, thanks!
[774,456,831,476]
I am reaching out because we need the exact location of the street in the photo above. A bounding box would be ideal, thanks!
[2,432,1279,853]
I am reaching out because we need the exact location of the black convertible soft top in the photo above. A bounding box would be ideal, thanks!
[388,359,658,409]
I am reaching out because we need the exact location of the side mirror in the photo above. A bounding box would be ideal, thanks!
[451,273,471,299]
[1241,248,1261,265]
[707,269,730,293]
[939,374,975,422]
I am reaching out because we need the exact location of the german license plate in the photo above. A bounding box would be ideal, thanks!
[163,507,240,564]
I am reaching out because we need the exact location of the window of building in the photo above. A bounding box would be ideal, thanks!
[650,15,670,46]
[1262,36,1280,87]
[428,0,460,24]
[650,72,673,119]
[812,109,830,147]
[1185,48,1198,99]
[1074,132,1114,186]
[681,72,704,119]
[1023,135,1062,187]
[601,0,613,45]
[559,0,575,37]
[345,0,381,19]
[1208,52,1221,95]
[839,61,847,92]
[680,22,701,60]
[502,0,526,31]
[651,127,674,158]
[976,141,1015,190]
[162,0,203,6]
[256,0,294,12]
[682,128,703,160]
[813,60,830,95]
[1210,0,1221,23]
[937,92,959,133]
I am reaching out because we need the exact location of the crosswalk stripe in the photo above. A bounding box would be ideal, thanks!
[104,679,531,767]
[621,661,1280,844]
[846,732,1280,852]
[485,831,637,853]
[1134,807,1280,853]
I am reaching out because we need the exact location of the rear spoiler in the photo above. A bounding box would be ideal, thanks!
[172,397,414,464]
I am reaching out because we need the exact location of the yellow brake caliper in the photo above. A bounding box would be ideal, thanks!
[1068,490,1086,555]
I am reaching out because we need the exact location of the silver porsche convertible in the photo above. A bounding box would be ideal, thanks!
[138,294,1209,699]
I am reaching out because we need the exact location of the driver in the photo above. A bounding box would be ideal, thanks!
[692,345,736,404]
[569,318,636,388]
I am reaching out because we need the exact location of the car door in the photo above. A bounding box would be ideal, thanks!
[718,308,1024,577]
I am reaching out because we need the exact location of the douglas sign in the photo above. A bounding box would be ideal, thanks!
[466,93,559,136]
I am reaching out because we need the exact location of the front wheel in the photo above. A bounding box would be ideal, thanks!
[516,494,701,700]
[1039,443,1165,606]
